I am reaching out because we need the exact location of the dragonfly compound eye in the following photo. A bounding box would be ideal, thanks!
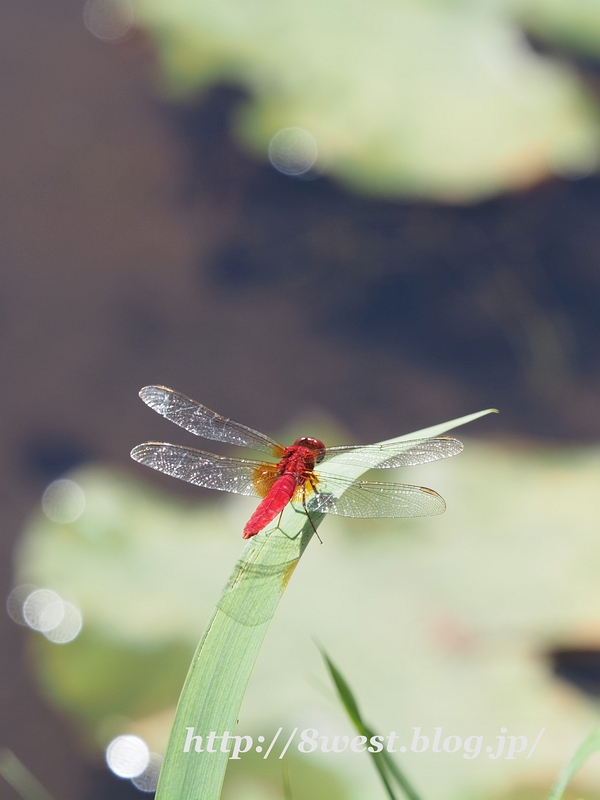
[294,437,326,462]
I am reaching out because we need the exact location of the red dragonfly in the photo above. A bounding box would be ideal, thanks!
[131,386,463,539]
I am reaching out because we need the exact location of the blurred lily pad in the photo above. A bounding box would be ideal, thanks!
[129,0,600,200]
[13,436,600,798]
[15,468,245,746]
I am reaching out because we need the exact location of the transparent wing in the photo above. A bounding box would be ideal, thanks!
[306,473,446,517]
[323,436,463,469]
[320,437,463,468]
[139,386,284,456]
[130,443,278,497]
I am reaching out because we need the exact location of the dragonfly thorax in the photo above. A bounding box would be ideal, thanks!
[278,441,324,481]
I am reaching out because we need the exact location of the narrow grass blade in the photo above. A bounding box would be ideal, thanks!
[547,724,600,800]
[282,764,293,800]
[0,749,55,800]
[321,650,422,800]
[154,408,496,800]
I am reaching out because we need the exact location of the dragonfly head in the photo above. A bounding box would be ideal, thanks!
[293,437,326,463]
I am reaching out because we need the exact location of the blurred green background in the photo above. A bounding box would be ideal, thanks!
[4,0,600,799]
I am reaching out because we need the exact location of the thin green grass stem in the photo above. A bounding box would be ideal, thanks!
[321,650,421,800]
[0,749,55,800]
[547,724,600,800]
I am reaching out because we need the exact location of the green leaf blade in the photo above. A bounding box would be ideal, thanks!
[155,524,313,798]
[320,649,422,800]
[547,724,600,800]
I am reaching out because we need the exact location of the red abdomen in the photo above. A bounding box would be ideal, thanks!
[243,473,297,538]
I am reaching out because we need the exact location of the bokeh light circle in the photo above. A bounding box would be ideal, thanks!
[43,601,83,644]
[268,127,318,175]
[22,589,65,632]
[6,584,38,626]
[106,735,150,778]
[42,479,85,524]
[131,753,163,792]
[83,0,135,41]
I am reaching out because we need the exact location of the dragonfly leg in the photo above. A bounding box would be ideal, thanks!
[302,483,322,544]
